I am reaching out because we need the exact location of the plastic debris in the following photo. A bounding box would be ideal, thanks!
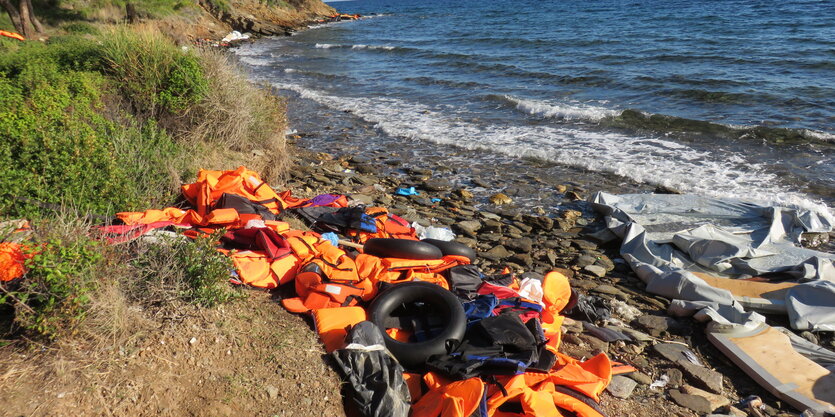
[221,31,251,42]
[649,374,669,390]
[395,187,419,196]
[413,223,455,241]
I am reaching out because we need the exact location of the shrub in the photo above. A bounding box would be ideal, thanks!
[130,232,242,308]
[101,26,207,118]
[0,230,103,340]
[0,55,130,218]
[62,22,100,35]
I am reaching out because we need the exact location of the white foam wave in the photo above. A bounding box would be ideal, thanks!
[273,82,834,222]
[237,56,272,67]
[315,43,395,50]
[503,95,620,122]
[803,129,835,143]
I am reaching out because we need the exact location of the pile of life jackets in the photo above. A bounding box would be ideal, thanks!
[101,167,622,417]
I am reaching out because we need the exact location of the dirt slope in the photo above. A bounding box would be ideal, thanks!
[0,291,346,417]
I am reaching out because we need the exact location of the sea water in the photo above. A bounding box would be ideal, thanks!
[234,0,835,220]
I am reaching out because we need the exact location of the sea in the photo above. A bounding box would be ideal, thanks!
[233,0,835,222]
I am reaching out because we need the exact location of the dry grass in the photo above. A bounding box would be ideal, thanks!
[183,48,290,183]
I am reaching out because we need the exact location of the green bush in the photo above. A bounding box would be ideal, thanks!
[0,234,103,340]
[131,232,242,307]
[101,26,208,117]
[0,34,191,218]
[62,21,101,35]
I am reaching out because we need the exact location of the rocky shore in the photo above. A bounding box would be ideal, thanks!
[278,143,834,417]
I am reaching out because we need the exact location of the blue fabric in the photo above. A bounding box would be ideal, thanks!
[463,294,498,325]
[395,187,420,196]
[358,213,377,233]
[320,232,339,246]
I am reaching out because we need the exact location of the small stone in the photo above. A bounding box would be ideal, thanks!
[574,255,598,268]
[266,385,279,399]
[489,193,513,205]
[505,237,533,253]
[453,189,474,200]
[481,245,513,261]
[189,337,197,345]
[566,190,583,201]
[509,253,533,267]
[578,334,609,352]
[627,371,653,385]
[555,184,568,193]
[572,239,598,251]
[799,331,818,345]
[679,361,724,394]
[422,178,453,191]
[521,214,554,231]
[350,194,375,205]
[669,389,713,414]
[680,385,730,410]
[455,220,482,237]
[664,368,684,388]
[606,375,638,399]
[583,265,607,278]
[482,219,504,233]
[560,209,582,220]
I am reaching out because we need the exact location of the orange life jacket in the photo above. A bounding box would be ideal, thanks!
[0,30,24,41]
[0,242,30,282]
[354,254,470,289]
[411,375,485,417]
[311,306,367,352]
[348,207,417,243]
[181,166,286,216]
[281,242,376,313]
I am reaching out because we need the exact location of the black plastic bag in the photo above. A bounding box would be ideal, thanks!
[331,321,411,417]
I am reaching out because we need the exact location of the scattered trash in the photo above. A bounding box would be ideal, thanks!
[413,223,455,241]
[221,30,251,43]
[395,187,419,196]
[649,374,670,390]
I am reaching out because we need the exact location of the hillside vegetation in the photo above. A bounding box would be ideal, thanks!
[0,0,344,414]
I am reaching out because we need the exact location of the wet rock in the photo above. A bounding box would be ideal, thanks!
[453,189,474,200]
[560,209,582,220]
[407,167,433,176]
[505,237,533,253]
[521,214,554,231]
[481,245,513,261]
[606,375,638,399]
[565,190,584,201]
[669,389,713,414]
[422,178,453,191]
[482,219,504,233]
[479,211,503,221]
[655,184,682,194]
[583,265,607,278]
[489,193,513,205]
[471,178,490,188]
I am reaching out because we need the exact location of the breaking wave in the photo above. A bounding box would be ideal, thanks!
[272,82,834,221]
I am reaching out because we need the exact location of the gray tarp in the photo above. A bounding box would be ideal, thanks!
[589,192,835,331]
